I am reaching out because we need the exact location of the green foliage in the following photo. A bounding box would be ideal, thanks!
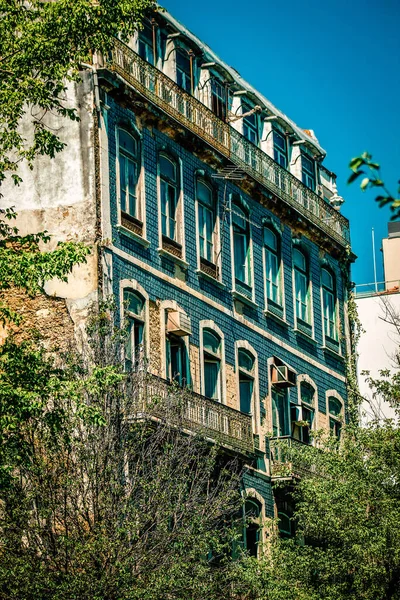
[0,304,259,600]
[263,422,400,600]
[0,0,155,185]
[348,152,400,219]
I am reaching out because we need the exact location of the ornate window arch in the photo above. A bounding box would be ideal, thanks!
[199,320,225,402]
[120,279,149,370]
[326,389,344,439]
[235,341,259,434]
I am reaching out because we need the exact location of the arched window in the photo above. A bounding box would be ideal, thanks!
[243,499,261,557]
[238,349,255,414]
[328,395,343,439]
[233,202,251,288]
[321,267,338,342]
[292,381,315,445]
[118,129,139,219]
[160,154,179,241]
[271,389,290,437]
[203,329,222,401]
[264,227,282,307]
[293,248,310,326]
[273,130,287,168]
[197,179,216,265]
[123,289,145,370]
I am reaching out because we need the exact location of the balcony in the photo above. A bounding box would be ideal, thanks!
[269,436,315,479]
[126,373,254,455]
[102,40,350,248]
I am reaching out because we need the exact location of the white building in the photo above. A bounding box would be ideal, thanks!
[356,222,400,422]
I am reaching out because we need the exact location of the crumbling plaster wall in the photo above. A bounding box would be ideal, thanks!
[2,71,99,340]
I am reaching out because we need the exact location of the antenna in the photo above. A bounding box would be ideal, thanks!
[372,227,378,293]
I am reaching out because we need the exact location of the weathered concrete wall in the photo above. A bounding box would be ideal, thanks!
[1,71,99,336]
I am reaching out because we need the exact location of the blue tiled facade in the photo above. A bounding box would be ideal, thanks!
[101,98,348,517]
[97,10,351,528]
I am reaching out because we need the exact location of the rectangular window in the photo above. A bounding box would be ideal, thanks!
[272,390,289,437]
[204,360,220,400]
[211,79,226,119]
[302,154,316,191]
[198,204,214,262]
[265,248,280,304]
[176,50,192,93]
[161,180,177,240]
[125,317,144,371]
[242,103,258,145]
[295,270,309,322]
[273,131,287,168]
[138,23,154,65]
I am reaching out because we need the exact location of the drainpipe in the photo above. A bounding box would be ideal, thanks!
[81,62,101,114]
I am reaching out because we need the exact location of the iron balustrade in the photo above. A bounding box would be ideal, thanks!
[104,40,350,247]
[269,435,315,478]
[127,373,254,454]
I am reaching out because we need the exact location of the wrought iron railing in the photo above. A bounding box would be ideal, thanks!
[269,435,315,478]
[126,373,254,454]
[354,279,400,298]
[103,40,350,247]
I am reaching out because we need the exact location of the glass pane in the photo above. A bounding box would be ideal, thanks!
[124,290,144,317]
[302,154,314,174]
[119,155,126,212]
[119,130,136,156]
[301,382,315,406]
[204,360,219,400]
[274,131,286,151]
[264,227,277,250]
[240,378,253,414]
[321,268,333,290]
[203,330,220,355]
[329,396,342,416]
[160,155,176,181]
[238,349,255,372]
[293,248,306,272]
[234,232,246,282]
[272,390,289,437]
[232,204,246,231]
[176,50,190,73]
[197,180,212,206]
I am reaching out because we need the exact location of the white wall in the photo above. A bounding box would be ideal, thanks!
[356,293,400,422]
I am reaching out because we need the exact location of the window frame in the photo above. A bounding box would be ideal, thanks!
[120,280,149,371]
[293,247,313,334]
[200,321,225,403]
[273,130,288,169]
[327,391,344,440]
[138,21,155,65]
[236,342,259,434]
[293,377,317,445]
[263,225,283,313]
[242,100,259,146]
[301,153,316,192]
[321,266,339,344]
[176,48,192,94]
[231,197,253,296]
[196,177,220,276]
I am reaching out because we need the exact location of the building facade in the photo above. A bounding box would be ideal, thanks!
[356,223,400,423]
[5,9,352,549]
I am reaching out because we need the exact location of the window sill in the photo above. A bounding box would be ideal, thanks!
[264,309,288,326]
[232,290,258,309]
[157,247,189,269]
[117,225,150,248]
[321,345,344,359]
[196,269,226,289]
[294,327,317,344]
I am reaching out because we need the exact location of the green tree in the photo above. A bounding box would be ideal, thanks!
[0,0,155,185]
[348,152,400,219]
[0,308,258,600]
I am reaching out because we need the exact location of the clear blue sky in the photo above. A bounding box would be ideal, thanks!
[163,0,400,285]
